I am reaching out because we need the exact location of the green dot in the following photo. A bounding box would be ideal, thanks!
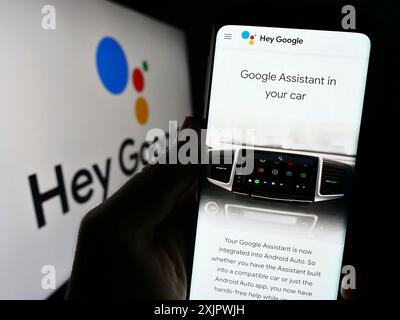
[254,179,260,184]
[300,173,307,178]
[142,60,148,72]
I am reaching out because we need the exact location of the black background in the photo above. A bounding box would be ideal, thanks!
[57,0,400,299]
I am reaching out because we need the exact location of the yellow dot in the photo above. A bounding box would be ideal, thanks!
[135,97,149,125]
[249,40,254,45]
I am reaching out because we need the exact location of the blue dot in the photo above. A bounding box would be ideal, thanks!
[242,31,250,39]
[96,37,128,95]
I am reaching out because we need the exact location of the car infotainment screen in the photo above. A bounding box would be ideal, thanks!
[233,151,318,201]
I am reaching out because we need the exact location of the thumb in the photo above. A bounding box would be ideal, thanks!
[90,162,198,230]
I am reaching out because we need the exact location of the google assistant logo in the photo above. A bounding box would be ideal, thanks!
[242,31,255,45]
[96,36,149,125]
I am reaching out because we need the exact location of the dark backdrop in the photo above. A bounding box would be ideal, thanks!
[52,0,399,299]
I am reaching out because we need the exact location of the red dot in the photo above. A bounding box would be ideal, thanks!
[132,68,144,92]
[250,35,254,39]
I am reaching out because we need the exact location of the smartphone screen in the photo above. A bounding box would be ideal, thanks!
[189,25,370,300]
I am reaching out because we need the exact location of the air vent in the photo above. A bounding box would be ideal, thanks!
[320,161,348,195]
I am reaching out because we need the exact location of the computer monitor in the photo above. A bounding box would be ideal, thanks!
[0,0,191,299]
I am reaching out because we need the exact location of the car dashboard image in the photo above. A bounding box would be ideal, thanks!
[207,147,354,203]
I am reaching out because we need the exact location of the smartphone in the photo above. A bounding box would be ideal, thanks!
[189,25,370,300]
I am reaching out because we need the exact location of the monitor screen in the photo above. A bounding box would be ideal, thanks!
[0,0,191,298]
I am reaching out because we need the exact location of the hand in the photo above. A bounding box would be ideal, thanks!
[66,122,198,299]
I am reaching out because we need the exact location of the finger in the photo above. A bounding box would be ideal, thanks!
[82,116,200,230]
[98,163,198,227]
[180,116,201,133]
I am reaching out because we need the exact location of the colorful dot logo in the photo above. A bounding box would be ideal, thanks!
[241,30,255,45]
[132,62,149,125]
[96,36,149,125]
[96,37,128,94]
